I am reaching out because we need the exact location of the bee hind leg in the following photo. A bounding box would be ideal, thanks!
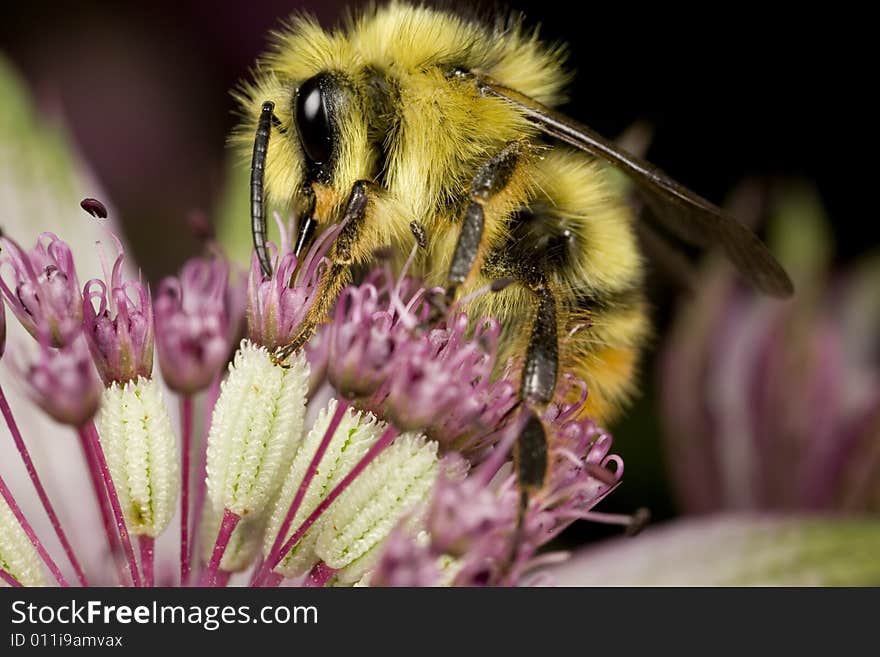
[503,282,558,580]
[515,281,557,490]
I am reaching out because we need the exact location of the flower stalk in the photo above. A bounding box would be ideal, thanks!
[139,536,155,588]
[0,384,88,586]
[179,395,194,586]
[304,561,336,587]
[0,567,22,587]
[256,398,351,585]
[267,424,400,577]
[187,372,222,584]
[75,424,124,582]
[202,508,241,586]
[79,422,141,587]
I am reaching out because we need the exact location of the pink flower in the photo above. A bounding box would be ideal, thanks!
[81,237,154,386]
[246,217,341,351]
[155,256,238,394]
[326,267,519,460]
[0,232,81,346]
[23,333,102,427]
[374,410,629,587]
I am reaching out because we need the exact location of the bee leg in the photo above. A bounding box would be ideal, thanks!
[516,281,557,488]
[506,282,558,579]
[446,141,521,300]
[521,283,559,411]
[273,180,371,364]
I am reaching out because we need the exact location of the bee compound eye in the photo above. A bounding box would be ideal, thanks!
[295,75,334,165]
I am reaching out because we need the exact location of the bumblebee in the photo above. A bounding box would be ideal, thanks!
[236,2,792,491]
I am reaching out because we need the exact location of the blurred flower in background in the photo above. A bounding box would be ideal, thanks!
[661,183,880,513]
[544,182,880,585]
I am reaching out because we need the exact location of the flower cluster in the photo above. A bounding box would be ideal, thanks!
[371,386,632,587]
[0,208,628,588]
[315,267,518,460]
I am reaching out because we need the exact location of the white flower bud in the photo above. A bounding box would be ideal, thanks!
[206,340,308,518]
[317,433,439,584]
[97,376,179,537]
[266,399,385,578]
[0,496,46,587]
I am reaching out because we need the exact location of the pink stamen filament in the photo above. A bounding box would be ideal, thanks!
[304,561,336,587]
[80,422,142,586]
[0,474,69,586]
[179,395,193,585]
[391,243,419,311]
[139,536,155,587]
[472,419,521,488]
[454,282,497,309]
[200,508,241,586]
[0,567,23,587]
[268,425,400,576]
[262,572,283,587]
[76,425,125,584]
[254,399,351,586]
[0,385,88,586]
[299,223,343,286]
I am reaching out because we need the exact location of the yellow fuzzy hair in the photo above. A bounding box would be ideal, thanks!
[233,2,648,424]
[232,2,568,250]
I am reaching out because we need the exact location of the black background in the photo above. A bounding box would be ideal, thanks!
[1,1,872,273]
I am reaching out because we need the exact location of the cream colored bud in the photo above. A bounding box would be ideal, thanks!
[0,496,46,587]
[97,376,179,537]
[206,340,309,518]
[317,433,439,584]
[267,399,386,578]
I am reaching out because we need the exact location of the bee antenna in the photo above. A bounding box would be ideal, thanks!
[251,101,275,278]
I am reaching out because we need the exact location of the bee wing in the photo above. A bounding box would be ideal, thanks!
[480,80,794,298]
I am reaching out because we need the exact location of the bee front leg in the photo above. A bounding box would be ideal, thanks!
[273,180,371,365]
